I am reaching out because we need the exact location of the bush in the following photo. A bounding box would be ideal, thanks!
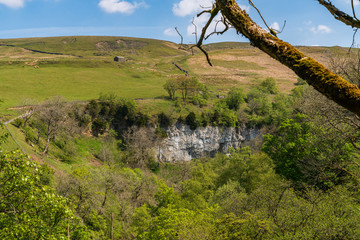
[191,95,208,107]
[225,88,246,111]
[259,77,279,94]
[185,112,199,130]
[12,118,24,128]
[92,118,108,136]
[158,112,172,128]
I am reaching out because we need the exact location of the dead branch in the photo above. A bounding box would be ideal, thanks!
[175,27,184,48]
[205,18,230,40]
[317,0,360,28]
[191,18,198,44]
[192,6,220,66]
[248,0,277,36]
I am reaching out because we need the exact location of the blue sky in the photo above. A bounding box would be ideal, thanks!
[0,0,358,47]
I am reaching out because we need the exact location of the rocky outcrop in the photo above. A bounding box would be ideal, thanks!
[158,123,259,162]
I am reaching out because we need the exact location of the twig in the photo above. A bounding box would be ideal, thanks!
[205,18,230,40]
[192,18,198,44]
[248,0,277,36]
[192,6,220,66]
[175,27,183,46]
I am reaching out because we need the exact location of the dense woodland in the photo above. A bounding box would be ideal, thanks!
[2,64,360,239]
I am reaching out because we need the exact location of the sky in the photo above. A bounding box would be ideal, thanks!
[0,0,359,47]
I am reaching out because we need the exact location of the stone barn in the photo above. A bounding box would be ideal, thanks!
[114,56,125,62]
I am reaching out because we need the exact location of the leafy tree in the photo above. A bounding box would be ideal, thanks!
[259,78,279,94]
[208,101,238,127]
[246,88,272,116]
[86,99,101,120]
[0,136,85,239]
[163,78,179,100]
[225,87,246,111]
[262,113,356,188]
[177,76,202,101]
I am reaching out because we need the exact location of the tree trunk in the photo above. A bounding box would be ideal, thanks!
[215,0,360,117]
[43,135,50,154]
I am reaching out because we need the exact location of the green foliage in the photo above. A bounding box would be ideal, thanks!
[86,100,101,120]
[210,102,238,127]
[215,212,272,240]
[158,112,172,128]
[163,78,179,100]
[263,113,356,188]
[0,149,84,239]
[191,95,208,107]
[246,88,272,116]
[145,205,217,240]
[259,77,279,94]
[92,118,108,136]
[185,111,199,130]
[225,87,246,111]
[87,94,143,135]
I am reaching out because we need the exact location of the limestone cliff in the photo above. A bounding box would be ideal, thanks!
[158,123,259,162]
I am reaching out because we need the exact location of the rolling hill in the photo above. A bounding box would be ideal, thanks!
[0,36,339,117]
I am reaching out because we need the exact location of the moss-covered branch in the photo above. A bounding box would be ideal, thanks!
[215,0,360,117]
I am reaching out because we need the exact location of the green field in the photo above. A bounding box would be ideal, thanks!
[0,36,339,117]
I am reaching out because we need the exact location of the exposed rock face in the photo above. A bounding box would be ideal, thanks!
[159,123,259,162]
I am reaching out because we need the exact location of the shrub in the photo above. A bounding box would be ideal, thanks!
[92,118,108,136]
[225,88,246,111]
[259,77,279,94]
[158,112,172,128]
[185,112,199,130]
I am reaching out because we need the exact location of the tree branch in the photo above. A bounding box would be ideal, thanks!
[215,0,360,117]
[193,6,220,66]
[317,0,360,28]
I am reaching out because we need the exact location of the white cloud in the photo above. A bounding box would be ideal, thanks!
[173,0,213,17]
[172,0,250,17]
[239,4,250,13]
[0,0,27,8]
[186,13,226,41]
[163,28,178,37]
[310,25,332,34]
[270,22,280,31]
[346,0,360,6]
[98,0,147,14]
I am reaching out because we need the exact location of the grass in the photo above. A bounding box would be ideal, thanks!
[0,35,338,118]
[211,59,265,70]
[0,63,171,113]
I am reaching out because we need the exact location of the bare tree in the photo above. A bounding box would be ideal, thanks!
[35,96,75,154]
[123,126,160,169]
[17,98,37,128]
[329,50,360,87]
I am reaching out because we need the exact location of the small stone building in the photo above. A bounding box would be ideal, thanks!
[114,56,125,62]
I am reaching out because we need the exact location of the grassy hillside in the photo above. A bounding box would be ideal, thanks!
[0,36,339,118]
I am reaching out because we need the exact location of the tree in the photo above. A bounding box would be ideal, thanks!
[262,113,356,189]
[177,76,202,101]
[35,96,75,154]
[0,133,85,239]
[163,78,179,100]
[225,87,245,111]
[197,0,360,117]
[123,126,160,169]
